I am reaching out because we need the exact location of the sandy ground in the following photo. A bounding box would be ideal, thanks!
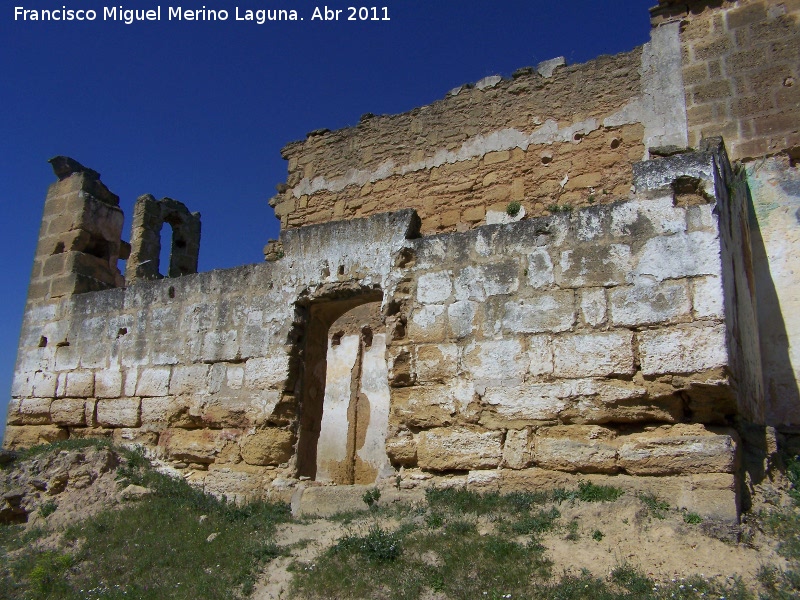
[250,488,790,599]
[2,448,791,599]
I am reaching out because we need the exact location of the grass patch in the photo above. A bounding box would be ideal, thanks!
[638,492,670,519]
[333,524,403,562]
[553,481,624,504]
[15,437,113,461]
[0,442,291,600]
[294,522,552,599]
[501,506,560,535]
[425,487,550,516]
[38,500,58,518]
[683,511,703,524]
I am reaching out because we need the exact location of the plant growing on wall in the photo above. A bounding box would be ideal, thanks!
[506,201,521,217]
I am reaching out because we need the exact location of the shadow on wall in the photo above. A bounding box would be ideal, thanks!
[747,156,800,430]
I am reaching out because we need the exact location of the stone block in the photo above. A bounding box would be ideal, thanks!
[96,398,141,428]
[609,280,691,326]
[556,244,632,287]
[638,323,727,375]
[453,266,487,301]
[240,429,294,466]
[386,434,418,466]
[163,428,229,463]
[32,371,57,398]
[480,261,520,297]
[244,356,289,389]
[726,2,767,29]
[204,467,267,505]
[447,300,478,339]
[481,384,568,424]
[85,399,97,427]
[565,172,603,190]
[3,425,67,450]
[484,150,510,164]
[692,276,724,319]
[527,335,553,376]
[205,394,279,428]
[135,367,171,397]
[56,346,81,371]
[123,368,139,397]
[65,371,94,398]
[502,291,575,334]
[441,209,460,227]
[503,428,533,469]
[417,271,453,304]
[50,398,86,426]
[415,344,459,382]
[10,372,34,398]
[534,426,619,473]
[558,389,682,425]
[140,396,182,429]
[464,470,500,493]
[462,206,485,222]
[226,365,245,390]
[611,197,687,238]
[526,248,555,289]
[170,364,211,396]
[113,428,159,447]
[417,427,503,471]
[580,288,607,326]
[453,260,519,301]
[201,329,239,363]
[69,426,114,441]
[387,347,413,386]
[552,331,634,378]
[408,305,448,342]
[5,398,21,425]
[464,339,527,381]
[95,370,123,398]
[392,383,471,428]
[633,231,721,281]
[16,398,53,425]
[617,424,738,475]
[208,363,226,394]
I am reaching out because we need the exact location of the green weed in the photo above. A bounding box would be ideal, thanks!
[333,524,403,562]
[362,487,381,509]
[683,512,703,524]
[638,492,670,519]
[39,500,58,518]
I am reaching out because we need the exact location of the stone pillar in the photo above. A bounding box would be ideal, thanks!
[27,156,126,304]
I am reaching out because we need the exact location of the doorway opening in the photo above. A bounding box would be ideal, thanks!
[295,291,392,484]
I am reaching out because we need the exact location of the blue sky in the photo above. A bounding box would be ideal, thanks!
[0,1,652,439]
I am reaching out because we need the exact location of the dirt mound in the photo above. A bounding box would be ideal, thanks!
[0,446,144,531]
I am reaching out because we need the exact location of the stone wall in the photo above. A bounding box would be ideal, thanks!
[271,45,667,236]
[5,146,753,520]
[379,145,746,523]
[747,156,800,428]
[656,0,800,160]
[8,0,800,521]
[653,0,800,432]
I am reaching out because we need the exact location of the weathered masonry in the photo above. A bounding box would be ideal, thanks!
[5,0,799,524]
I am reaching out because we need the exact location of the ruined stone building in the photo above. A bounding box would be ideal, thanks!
[4,0,799,523]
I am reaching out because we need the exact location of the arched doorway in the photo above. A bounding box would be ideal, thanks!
[295,293,392,484]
